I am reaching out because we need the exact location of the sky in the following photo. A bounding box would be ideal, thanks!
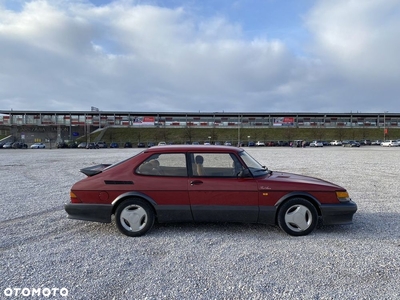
[0,0,400,113]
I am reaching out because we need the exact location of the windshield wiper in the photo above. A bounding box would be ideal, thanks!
[254,168,272,174]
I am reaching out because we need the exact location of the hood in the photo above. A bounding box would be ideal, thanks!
[262,171,344,190]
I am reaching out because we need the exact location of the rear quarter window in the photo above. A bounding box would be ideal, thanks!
[136,153,187,176]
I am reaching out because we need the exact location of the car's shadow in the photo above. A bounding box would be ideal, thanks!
[76,211,400,241]
[315,211,400,239]
[153,221,281,235]
[152,211,400,239]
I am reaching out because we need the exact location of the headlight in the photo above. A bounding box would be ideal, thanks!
[336,191,351,202]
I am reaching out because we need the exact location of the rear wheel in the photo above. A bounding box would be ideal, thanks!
[115,198,155,237]
[278,198,318,236]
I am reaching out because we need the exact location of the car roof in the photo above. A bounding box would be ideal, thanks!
[143,145,242,153]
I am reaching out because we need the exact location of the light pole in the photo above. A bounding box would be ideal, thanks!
[237,114,241,147]
[247,135,250,146]
[208,136,211,144]
[383,111,388,141]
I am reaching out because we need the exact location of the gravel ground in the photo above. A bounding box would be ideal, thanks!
[1,146,399,299]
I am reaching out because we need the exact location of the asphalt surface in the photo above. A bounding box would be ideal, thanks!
[1,146,399,299]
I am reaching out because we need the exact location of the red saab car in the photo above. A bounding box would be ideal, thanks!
[65,145,357,236]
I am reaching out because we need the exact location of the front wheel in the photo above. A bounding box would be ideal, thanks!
[277,198,318,236]
[115,198,155,237]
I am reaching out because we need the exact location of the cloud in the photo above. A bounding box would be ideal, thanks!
[306,0,400,80]
[302,0,400,111]
[0,0,399,113]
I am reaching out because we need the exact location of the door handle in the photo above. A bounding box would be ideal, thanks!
[190,180,203,185]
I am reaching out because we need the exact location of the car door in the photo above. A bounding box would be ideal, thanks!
[188,152,259,222]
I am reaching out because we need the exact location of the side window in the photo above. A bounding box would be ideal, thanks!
[136,153,187,177]
[191,153,243,177]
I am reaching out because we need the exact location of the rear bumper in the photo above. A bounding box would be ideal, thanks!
[64,203,112,223]
[320,201,358,225]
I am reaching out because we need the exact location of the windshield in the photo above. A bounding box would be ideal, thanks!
[239,150,270,176]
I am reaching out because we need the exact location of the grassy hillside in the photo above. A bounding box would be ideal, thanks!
[83,126,400,145]
[2,125,398,145]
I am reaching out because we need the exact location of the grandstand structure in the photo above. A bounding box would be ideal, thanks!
[0,110,399,143]
[1,110,399,127]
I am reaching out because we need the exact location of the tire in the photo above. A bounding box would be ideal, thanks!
[277,198,318,236]
[115,198,155,237]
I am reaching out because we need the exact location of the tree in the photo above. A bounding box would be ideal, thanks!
[335,125,345,141]
[209,125,218,143]
[285,126,295,141]
[43,130,57,149]
[183,125,194,143]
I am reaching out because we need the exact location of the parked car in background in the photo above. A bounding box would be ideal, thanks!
[124,142,133,148]
[361,140,371,145]
[77,142,87,148]
[2,142,13,148]
[330,140,342,146]
[276,141,290,147]
[158,142,167,146]
[381,140,399,147]
[136,142,144,148]
[147,142,155,147]
[255,141,265,146]
[310,141,323,147]
[110,142,119,148]
[12,142,28,149]
[224,141,232,146]
[371,140,382,145]
[86,143,98,149]
[65,145,357,237]
[57,142,69,148]
[292,140,304,148]
[247,141,255,147]
[343,140,360,147]
[96,141,107,148]
[30,143,45,149]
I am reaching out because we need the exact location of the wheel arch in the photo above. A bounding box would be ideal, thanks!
[275,192,322,222]
[111,191,157,215]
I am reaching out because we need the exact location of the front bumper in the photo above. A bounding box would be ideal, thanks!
[320,201,358,225]
[64,203,113,223]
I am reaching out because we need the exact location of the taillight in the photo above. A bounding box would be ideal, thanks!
[70,191,82,203]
